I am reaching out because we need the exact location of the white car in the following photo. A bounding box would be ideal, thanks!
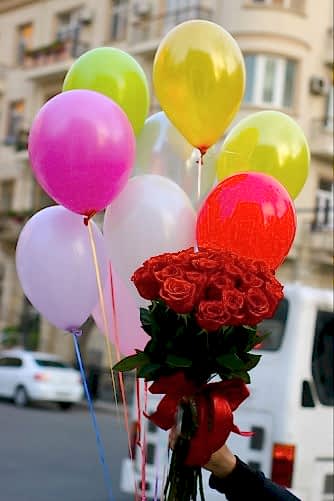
[0,349,83,410]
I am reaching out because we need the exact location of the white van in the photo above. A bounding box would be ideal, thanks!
[120,284,333,501]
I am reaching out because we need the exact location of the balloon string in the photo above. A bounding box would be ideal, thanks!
[87,220,119,417]
[72,331,114,501]
[197,150,204,202]
[141,382,148,501]
[109,264,139,501]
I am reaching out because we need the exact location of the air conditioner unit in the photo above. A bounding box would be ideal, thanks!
[134,1,151,17]
[309,76,328,96]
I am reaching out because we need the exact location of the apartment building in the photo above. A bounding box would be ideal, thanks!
[0,0,332,363]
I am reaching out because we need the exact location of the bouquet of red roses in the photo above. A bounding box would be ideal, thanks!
[114,246,284,501]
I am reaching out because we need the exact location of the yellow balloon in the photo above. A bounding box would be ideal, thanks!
[153,21,245,153]
[216,111,310,199]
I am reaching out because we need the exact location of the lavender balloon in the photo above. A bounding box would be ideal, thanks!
[28,90,135,216]
[16,206,108,331]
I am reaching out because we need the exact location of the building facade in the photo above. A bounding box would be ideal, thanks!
[0,0,333,363]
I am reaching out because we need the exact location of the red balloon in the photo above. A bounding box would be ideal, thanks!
[196,172,296,269]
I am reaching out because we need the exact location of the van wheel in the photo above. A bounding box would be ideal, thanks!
[58,402,73,411]
[14,386,29,408]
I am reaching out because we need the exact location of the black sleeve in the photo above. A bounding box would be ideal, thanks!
[209,457,301,501]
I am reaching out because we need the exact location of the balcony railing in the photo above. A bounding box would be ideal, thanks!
[22,38,89,69]
[130,5,213,46]
[310,118,333,160]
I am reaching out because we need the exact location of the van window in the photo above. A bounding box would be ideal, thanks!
[312,311,334,406]
[255,298,289,351]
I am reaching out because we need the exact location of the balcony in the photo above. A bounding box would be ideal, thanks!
[0,212,27,245]
[22,38,89,81]
[291,213,333,267]
[309,118,333,161]
[129,3,213,54]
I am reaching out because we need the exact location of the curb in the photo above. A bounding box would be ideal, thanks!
[76,399,122,415]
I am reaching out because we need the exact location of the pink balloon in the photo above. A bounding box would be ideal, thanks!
[16,206,108,331]
[92,265,149,356]
[28,90,135,216]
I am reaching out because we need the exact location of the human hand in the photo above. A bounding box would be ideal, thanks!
[169,428,236,479]
[204,444,237,479]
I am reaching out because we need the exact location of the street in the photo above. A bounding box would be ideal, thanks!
[0,400,133,501]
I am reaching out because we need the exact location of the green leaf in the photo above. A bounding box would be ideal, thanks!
[137,363,162,379]
[243,353,261,370]
[216,353,245,371]
[232,371,251,384]
[166,354,192,368]
[113,352,148,372]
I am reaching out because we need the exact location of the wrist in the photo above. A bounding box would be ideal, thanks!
[205,447,237,479]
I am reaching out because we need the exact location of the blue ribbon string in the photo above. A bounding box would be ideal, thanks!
[72,331,114,501]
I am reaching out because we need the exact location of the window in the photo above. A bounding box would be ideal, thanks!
[244,55,296,108]
[110,0,129,41]
[32,183,54,211]
[325,85,333,131]
[56,9,81,41]
[0,357,23,367]
[315,179,333,229]
[17,23,33,64]
[255,298,289,351]
[249,0,305,10]
[5,100,25,145]
[34,359,69,369]
[0,180,15,211]
[312,310,334,406]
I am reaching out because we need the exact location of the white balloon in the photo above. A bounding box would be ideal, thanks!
[103,175,196,303]
[135,112,217,207]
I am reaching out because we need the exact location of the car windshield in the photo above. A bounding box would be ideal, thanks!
[34,359,70,369]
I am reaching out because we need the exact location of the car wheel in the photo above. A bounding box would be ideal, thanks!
[14,386,29,408]
[58,402,73,411]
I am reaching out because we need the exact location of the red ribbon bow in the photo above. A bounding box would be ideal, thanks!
[146,372,252,466]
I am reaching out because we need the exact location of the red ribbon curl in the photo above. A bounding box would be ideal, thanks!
[146,372,252,466]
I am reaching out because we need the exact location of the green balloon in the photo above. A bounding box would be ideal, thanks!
[63,47,150,135]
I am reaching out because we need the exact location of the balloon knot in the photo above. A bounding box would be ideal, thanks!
[70,328,83,337]
[83,211,97,226]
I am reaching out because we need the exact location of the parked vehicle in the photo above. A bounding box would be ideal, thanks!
[120,284,334,501]
[0,349,83,409]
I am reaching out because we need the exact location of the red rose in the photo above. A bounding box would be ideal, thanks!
[206,273,234,300]
[191,257,221,273]
[224,262,243,278]
[222,289,245,312]
[222,289,246,325]
[132,266,160,300]
[185,271,208,303]
[240,272,264,289]
[160,277,197,314]
[154,265,184,283]
[196,300,231,332]
[264,277,284,315]
[245,287,270,324]
[146,254,173,272]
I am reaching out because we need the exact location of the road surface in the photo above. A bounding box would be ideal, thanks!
[0,400,134,501]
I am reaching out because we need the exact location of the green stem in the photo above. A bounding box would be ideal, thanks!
[163,402,206,501]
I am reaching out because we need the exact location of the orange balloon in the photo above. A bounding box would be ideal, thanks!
[196,173,296,269]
